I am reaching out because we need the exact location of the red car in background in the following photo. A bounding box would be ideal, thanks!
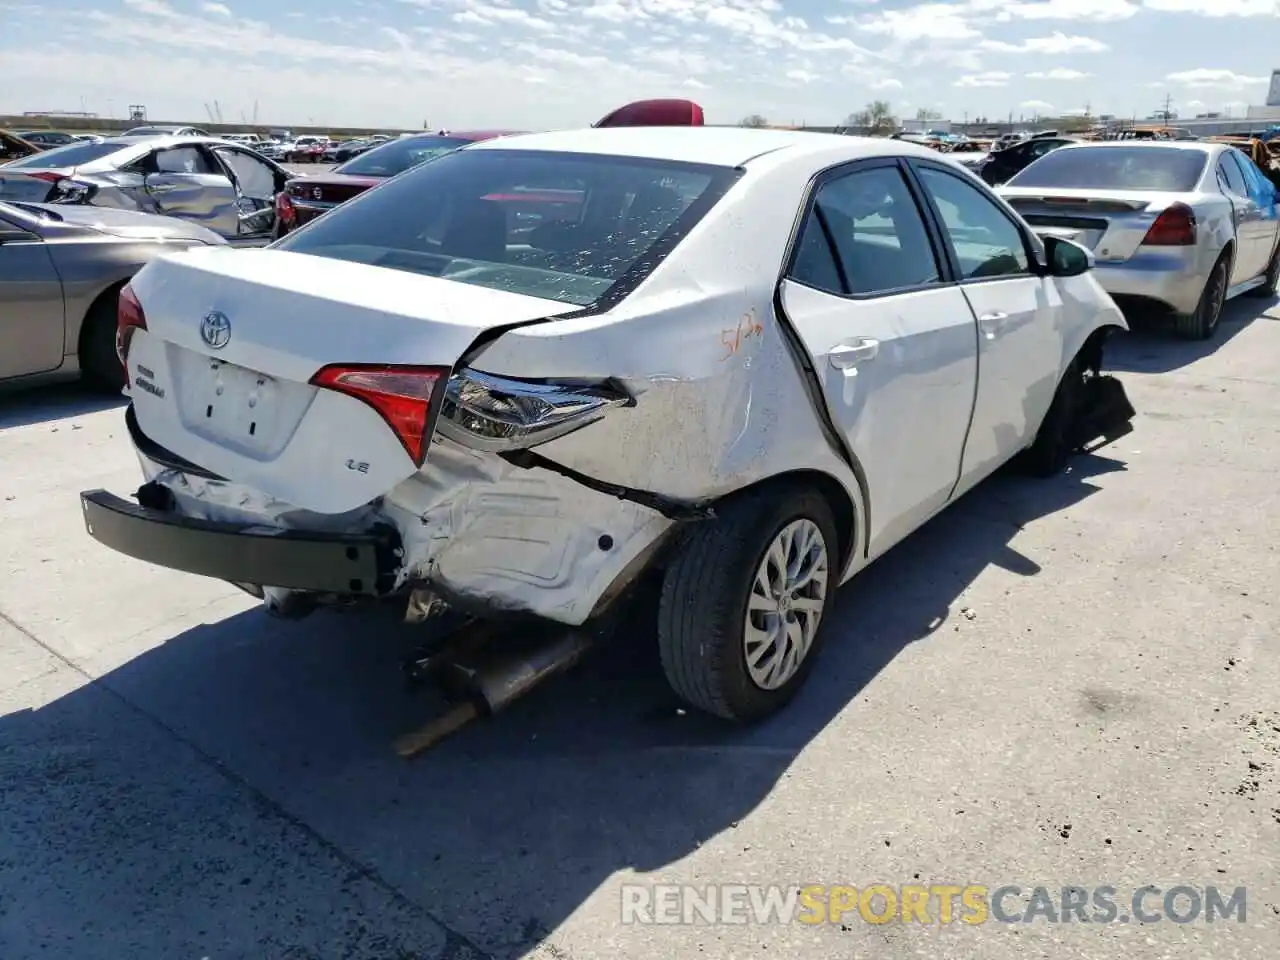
[274,99,706,237]
[275,130,518,236]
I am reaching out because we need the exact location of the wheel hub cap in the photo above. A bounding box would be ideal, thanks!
[743,518,830,691]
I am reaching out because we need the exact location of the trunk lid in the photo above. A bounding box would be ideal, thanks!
[125,247,579,514]
[999,186,1189,262]
[286,173,382,204]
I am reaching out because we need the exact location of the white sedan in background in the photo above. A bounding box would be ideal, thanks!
[81,128,1135,722]
[998,140,1280,340]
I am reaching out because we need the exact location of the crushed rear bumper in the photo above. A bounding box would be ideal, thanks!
[79,487,401,595]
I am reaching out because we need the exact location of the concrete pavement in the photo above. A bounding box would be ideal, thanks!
[0,297,1277,959]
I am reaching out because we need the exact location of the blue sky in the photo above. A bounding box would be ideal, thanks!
[1,0,1276,128]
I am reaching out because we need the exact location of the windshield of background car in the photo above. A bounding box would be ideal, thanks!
[335,136,473,177]
[1,140,128,168]
[276,148,740,306]
[1008,145,1208,191]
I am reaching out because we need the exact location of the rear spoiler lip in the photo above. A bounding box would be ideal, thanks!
[1003,194,1150,212]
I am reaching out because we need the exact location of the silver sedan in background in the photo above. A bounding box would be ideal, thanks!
[0,135,294,246]
[0,200,226,391]
[998,140,1280,339]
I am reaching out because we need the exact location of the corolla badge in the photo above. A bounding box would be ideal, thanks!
[200,311,231,349]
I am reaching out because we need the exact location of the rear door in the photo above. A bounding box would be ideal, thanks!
[777,158,980,558]
[211,146,282,242]
[0,213,65,380]
[142,144,239,238]
[909,159,1063,494]
[1215,152,1266,283]
[1223,148,1276,280]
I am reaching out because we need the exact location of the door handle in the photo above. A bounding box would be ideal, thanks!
[979,311,1008,339]
[829,338,879,370]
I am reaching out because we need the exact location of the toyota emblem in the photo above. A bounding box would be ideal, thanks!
[200,311,231,350]
[311,186,323,200]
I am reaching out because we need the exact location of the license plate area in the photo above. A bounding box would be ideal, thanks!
[190,359,280,455]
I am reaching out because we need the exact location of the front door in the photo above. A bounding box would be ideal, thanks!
[909,160,1065,495]
[143,145,239,238]
[212,146,281,243]
[778,159,980,558]
[0,217,65,380]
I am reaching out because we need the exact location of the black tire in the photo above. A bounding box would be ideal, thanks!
[79,288,126,392]
[1247,241,1279,299]
[1021,354,1087,478]
[657,484,840,722]
[1174,253,1229,340]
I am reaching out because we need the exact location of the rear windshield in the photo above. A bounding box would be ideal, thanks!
[276,148,740,307]
[122,127,173,136]
[336,136,474,177]
[1008,146,1208,192]
[2,140,127,168]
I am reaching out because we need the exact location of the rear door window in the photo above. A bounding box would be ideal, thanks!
[154,146,218,175]
[789,165,942,296]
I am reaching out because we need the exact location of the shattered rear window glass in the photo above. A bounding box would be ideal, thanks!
[276,148,741,307]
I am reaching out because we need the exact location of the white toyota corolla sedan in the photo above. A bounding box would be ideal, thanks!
[82,127,1135,722]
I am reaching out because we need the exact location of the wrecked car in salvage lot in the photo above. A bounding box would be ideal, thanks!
[79,127,1136,724]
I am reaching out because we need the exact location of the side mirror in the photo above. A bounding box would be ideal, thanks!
[1043,234,1093,277]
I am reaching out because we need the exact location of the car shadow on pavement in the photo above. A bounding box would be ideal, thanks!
[0,453,1126,959]
[1106,295,1276,375]
[0,383,125,429]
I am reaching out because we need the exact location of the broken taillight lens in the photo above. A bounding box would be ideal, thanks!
[435,369,631,453]
[1141,203,1196,246]
[309,364,449,466]
[116,283,147,367]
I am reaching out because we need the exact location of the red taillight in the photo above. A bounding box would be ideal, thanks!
[1142,203,1196,246]
[28,171,66,183]
[116,283,147,367]
[309,364,449,466]
[275,191,296,226]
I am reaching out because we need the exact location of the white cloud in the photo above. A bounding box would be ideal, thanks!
[1165,68,1270,91]
[1026,67,1091,79]
[998,0,1139,20]
[786,68,819,83]
[1142,0,1280,14]
[980,31,1108,54]
[955,71,1012,87]
[199,1,231,14]
[856,4,980,40]
[871,78,904,90]
[1020,99,1055,111]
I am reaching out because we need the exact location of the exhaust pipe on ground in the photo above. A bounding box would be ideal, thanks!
[394,629,594,758]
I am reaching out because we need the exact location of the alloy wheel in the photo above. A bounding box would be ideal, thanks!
[744,518,830,690]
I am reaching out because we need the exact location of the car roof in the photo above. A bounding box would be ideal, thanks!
[1059,140,1215,153]
[463,126,942,168]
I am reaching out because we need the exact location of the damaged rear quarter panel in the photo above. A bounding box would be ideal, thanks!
[467,169,865,544]
[384,149,883,623]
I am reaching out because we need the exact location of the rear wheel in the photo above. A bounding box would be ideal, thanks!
[1174,254,1229,340]
[657,485,839,722]
[79,288,125,392]
[1247,241,1279,298]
